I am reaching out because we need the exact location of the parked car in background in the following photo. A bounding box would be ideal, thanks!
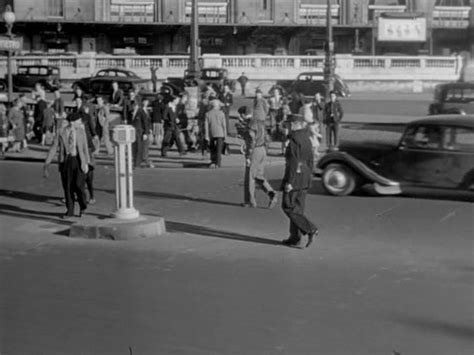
[316,115,474,199]
[165,67,235,96]
[73,68,149,99]
[0,65,61,92]
[428,82,474,115]
[276,72,350,98]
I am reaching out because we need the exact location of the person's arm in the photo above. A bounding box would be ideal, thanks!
[337,101,344,121]
[204,113,210,141]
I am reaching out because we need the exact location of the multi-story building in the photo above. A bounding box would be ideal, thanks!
[1,0,472,57]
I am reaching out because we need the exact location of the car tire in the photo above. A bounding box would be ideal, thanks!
[322,163,358,196]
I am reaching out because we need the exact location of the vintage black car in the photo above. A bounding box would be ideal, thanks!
[317,115,474,199]
[1,65,61,92]
[165,67,235,96]
[73,68,149,97]
[276,72,350,98]
[428,82,474,115]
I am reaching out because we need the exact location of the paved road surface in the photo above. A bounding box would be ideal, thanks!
[0,156,472,354]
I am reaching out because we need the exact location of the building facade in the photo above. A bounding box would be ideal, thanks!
[1,0,473,56]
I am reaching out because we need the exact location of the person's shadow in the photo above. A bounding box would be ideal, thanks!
[158,219,282,247]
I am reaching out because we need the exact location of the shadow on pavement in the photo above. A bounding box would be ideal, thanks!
[0,203,72,226]
[97,188,242,208]
[389,314,474,341]
[0,188,63,204]
[164,220,282,246]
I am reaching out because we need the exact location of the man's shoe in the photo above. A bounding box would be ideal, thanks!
[79,209,86,217]
[306,229,319,248]
[209,163,217,169]
[268,191,278,209]
[282,238,304,249]
[88,198,96,205]
[62,213,74,219]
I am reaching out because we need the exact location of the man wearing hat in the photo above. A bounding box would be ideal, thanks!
[45,111,90,218]
[280,113,318,248]
[323,90,344,149]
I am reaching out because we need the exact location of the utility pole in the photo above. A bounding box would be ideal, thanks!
[324,0,335,96]
[188,0,201,81]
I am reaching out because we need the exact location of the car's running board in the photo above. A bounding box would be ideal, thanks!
[374,182,402,195]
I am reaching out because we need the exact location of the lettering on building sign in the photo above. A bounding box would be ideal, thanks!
[378,17,427,42]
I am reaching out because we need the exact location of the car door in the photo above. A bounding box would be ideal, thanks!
[388,124,448,187]
[442,126,474,189]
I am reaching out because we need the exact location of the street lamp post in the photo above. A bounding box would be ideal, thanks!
[324,0,335,97]
[3,5,16,105]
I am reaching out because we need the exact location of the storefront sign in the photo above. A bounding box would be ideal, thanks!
[378,17,427,42]
[0,36,22,51]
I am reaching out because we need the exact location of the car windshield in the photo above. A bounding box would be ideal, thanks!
[297,74,323,81]
[442,87,474,102]
[202,71,221,79]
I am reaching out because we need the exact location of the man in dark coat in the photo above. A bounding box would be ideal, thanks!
[130,100,150,168]
[323,90,344,149]
[280,114,318,248]
[76,97,98,204]
[161,95,185,157]
[110,81,124,107]
[237,72,249,97]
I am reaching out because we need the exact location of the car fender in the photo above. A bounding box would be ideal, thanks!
[317,151,400,188]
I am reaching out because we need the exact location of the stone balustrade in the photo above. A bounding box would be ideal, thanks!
[0,54,464,92]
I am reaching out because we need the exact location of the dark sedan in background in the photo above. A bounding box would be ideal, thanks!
[317,115,474,199]
[428,82,474,115]
[73,68,149,99]
[276,71,350,98]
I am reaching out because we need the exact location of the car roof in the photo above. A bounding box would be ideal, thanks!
[410,115,474,128]
[436,81,474,90]
[97,68,138,76]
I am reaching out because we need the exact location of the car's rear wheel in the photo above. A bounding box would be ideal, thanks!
[322,163,357,196]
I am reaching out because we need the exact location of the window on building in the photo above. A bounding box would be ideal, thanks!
[184,0,229,24]
[369,0,406,5]
[435,0,470,6]
[262,0,267,10]
[110,0,155,22]
[299,0,340,25]
[48,0,64,18]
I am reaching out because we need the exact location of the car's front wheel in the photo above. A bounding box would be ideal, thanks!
[322,163,358,196]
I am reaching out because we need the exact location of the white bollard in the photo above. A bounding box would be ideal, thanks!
[111,125,140,220]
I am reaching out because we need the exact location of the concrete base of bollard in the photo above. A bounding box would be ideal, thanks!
[69,215,166,241]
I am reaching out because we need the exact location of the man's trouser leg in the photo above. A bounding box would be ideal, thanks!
[333,123,340,147]
[282,189,316,241]
[215,137,224,167]
[64,157,75,215]
[161,128,172,155]
[73,160,87,211]
[325,124,332,148]
[174,128,185,153]
[244,165,251,204]
[142,137,150,164]
[103,124,113,154]
[209,138,217,164]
